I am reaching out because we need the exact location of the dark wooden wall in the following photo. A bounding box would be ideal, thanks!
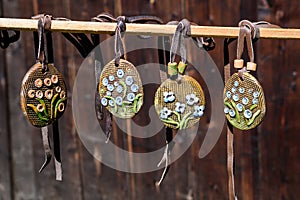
[0,0,300,199]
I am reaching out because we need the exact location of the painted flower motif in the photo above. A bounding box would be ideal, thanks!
[117,69,125,78]
[36,104,44,112]
[36,90,43,99]
[116,85,123,93]
[239,87,245,94]
[193,105,205,117]
[106,91,112,96]
[175,102,186,114]
[253,91,259,98]
[244,109,252,119]
[109,99,115,107]
[109,75,115,82]
[57,102,65,112]
[107,84,114,92]
[229,109,236,117]
[186,93,199,106]
[28,90,35,98]
[242,97,249,105]
[60,91,66,99]
[51,75,59,84]
[44,78,52,87]
[127,93,135,102]
[226,91,232,99]
[131,84,139,93]
[163,91,176,103]
[234,81,239,87]
[101,98,108,106]
[34,78,43,88]
[45,89,53,100]
[125,76,134,86]
[102,77,109,86]
[115,96,123,106]
[160,107,172,119]
[224,107,230,114]
[114,82,119,87]
[232,94,239,101]
[231,87,237,93]
[55,86,62,93]
[252,98,258,105]
[236,103,243,112]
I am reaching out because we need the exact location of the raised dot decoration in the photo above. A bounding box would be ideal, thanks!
[223,72,266,130]
[20,63,67,127]
[154,75,205,130]
[98,59,143,119]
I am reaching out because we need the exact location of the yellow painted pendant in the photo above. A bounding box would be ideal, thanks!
[223,72,266,130]
[98,59,143,118]
[20,63,67,127]
[154,75,205,130]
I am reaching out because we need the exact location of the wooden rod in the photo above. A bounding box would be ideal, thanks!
[0,18,300,39]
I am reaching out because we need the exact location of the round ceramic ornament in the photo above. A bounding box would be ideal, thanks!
[223,72,265,130]
[154,73,205,130]
[20,63,67,127]
[98,59,143,118]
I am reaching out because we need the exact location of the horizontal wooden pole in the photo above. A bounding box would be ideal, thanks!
[0,18,300,39]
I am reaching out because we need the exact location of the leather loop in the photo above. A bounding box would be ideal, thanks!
[114,16,126,66]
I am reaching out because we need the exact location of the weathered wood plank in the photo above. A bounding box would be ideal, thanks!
[0,29,12,200]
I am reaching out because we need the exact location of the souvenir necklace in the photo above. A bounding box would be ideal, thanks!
[223,21,266,130]
[20,15,66,180]
[98,17,143,119]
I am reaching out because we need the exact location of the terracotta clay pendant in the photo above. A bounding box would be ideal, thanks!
[20,63,67,127]
[98,59,143,118]
[224,72,265,130]
[154,63,205,130]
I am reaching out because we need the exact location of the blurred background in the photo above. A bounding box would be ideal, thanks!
[0,0,299,199]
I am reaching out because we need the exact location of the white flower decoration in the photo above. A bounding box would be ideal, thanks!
[160,107,172,119]
[244,109,252,119]
[101,98,108,106]
[115,96,123,106]
[125,76,134,86]
[116,85,123,93]
[102,77,108,86]
[186,93,199,106]
[109,75,115,81]
[193,105,205,117]
[131,84,139,93]
[163,91,176,103]
[127,93,135,102]
[175,102,186,113]
[107,84,114,92]
[117,69,125,78]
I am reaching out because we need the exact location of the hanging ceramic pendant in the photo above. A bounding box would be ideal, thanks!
[223,24,266,130]
[20,15,65,180]
[98,17,143,119]
[154,20,205,130]
[20,63,67,127]
[99,59,143,118]
[154,70,205,130]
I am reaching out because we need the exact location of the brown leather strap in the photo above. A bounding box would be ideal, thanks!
[224,38,237,200]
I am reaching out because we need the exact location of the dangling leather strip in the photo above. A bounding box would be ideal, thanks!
[224,20,280,200]
[33,15,53,174]
[32,14,63,181]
